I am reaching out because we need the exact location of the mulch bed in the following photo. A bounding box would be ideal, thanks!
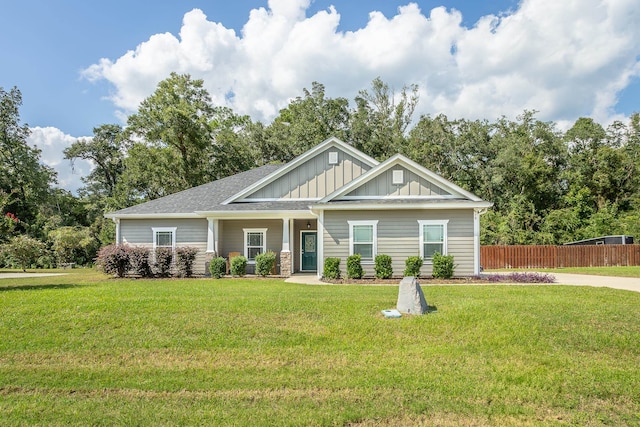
[322,277,488,285]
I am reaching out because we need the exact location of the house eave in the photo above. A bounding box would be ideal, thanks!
[104,213,202,220]
[310,201,494,211]
[194,210,317,219]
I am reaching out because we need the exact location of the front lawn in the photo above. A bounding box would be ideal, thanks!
[1,270,639,426]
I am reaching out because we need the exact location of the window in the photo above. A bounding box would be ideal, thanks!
[243,228,267,262]
[152,227,176,250]
[418,220,448,261]
[348,220,378,262]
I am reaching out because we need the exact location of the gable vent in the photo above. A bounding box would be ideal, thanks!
[392,170,404,184]
[328,151,338,165]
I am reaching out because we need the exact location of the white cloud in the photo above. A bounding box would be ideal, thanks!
[27,127,92,195]
[82,0,640,127]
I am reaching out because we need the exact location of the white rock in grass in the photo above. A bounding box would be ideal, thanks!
[397,277,428,315]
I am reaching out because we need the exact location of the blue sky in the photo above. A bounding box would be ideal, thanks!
[1,0,639,192]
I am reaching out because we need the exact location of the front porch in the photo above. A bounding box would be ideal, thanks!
[205,217,319,277]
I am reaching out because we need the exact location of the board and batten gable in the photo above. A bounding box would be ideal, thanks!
[322,209,475,276]
[119,218,209,274]
[342,165,452,198]
[242,147,373,200]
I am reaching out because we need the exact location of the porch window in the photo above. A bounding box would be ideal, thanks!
[418,220,448,261]
[243,228,267,262]
[152,227,176,250]
[348,220,378,262]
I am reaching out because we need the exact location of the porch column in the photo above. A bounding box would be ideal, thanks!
[113,218,121,245]
[280,218,292,277]
[316,211,324,279]
[207,218,219,256]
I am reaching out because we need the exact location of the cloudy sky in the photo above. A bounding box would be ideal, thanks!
[2,0,639,194]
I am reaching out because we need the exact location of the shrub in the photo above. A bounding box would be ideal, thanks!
[128,246,152,277]
[1,235,48,271]
[375,254,393,279]
[209,257,227,279]
[323,257,341,280]
[230,255,247,276]
[95,244,130,278]
[175,247,199,278]
[154,247,173,277]
[432,252,455,279]
[404,256,423,277]
[255,251,276,277]
[346,254,363,279]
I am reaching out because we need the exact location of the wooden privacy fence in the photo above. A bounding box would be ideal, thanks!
[481,245,640,269]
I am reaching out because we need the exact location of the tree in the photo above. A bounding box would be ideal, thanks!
[48,226,99,266]
[259,82,350,163]
[0,86,56,228]
[64,124,125,199]
[350,77,419,160]
[1,235,47,271]
[125,73,215,193]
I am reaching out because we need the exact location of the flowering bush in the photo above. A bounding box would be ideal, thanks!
[95,244,130,278]
[486,272,556,283]
[175,247,199,278]
[128,246,152,277]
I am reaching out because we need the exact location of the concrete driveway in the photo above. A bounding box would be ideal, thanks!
[545,272,640,293]
[0,273,67,279]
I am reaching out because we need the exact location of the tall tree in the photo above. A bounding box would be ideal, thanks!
[64,124,125,199]
[125,73,214,192]
[0,86,56,230]
[259,82,350,163]
[350,77,419,160]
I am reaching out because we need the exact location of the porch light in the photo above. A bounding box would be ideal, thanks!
[307,221,311,229]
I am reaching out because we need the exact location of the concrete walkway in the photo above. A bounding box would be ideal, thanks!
[285,272,640,293]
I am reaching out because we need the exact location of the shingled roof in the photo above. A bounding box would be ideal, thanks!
[105,164,282,217]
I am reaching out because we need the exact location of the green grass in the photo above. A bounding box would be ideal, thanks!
[489,266,640,278]
[1,270,640,426]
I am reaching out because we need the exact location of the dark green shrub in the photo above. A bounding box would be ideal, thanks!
[209,257,227,279]
[346,254,363,279]
[128,246,152,277]
[432,252,455,279]
[175,246,199,278]
[95,244,130,278]
[230,255,247,276]
[154,247,173,277]
[255,251,276,277]
[323,257,341,280]
[375,254,393,279]
[404,256,423,277]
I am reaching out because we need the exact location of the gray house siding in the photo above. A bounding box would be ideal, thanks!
[322,209,475,277]
[245,148,372,200]
[344,166,451,198]
[120,218,209,274]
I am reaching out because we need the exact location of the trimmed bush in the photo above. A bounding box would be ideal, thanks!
[96,244,130,278]
[230,255,247,277]
[374,254,393,279]
[346,254,363,279]
[175,247,199,278]
[323,257,341,280]
[255,251,276,277]
[404,256,423,277]
[432,252,455,279]
[128,246,152,277]
[154,247,173,277]
[209,257,227,279]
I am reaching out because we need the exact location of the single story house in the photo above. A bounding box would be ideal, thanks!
[105,137,492,277]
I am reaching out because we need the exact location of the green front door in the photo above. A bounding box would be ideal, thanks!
[301,231,317,271]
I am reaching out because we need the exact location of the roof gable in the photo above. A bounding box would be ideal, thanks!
[321,154,484,202]
[223,137,378,203]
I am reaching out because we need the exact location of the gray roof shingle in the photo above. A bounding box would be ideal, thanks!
[107,164,283,216]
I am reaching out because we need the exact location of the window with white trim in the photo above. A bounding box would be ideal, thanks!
[243,228,267,262]
[418,220,448,261]
[348,220,378,262]
[152,227,177,250]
